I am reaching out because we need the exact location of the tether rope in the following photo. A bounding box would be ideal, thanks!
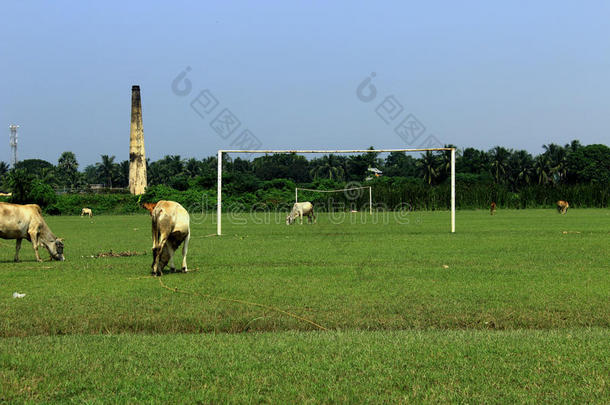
[129,275,328,331]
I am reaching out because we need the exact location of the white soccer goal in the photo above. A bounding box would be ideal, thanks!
[295,186,373,215]
[217,148,456,236]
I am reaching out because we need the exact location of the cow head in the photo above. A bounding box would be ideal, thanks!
[286,214,295,225]
[143,202,157,215]
[49,238,65,261]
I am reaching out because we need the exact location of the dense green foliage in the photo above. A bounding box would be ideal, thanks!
[0,210,608,401]
[1,140,608,214]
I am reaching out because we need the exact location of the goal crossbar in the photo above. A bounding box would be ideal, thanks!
[295,187,373,215]
[217,148,456,235]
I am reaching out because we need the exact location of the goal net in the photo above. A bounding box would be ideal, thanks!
[216,148,456,235]
[295,186,373,215]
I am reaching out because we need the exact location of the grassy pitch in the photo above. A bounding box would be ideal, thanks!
[1,209,609,402]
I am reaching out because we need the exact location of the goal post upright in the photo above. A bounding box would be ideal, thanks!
[217,148,456,236]
[217,150,223,236]
[451,148,455,234]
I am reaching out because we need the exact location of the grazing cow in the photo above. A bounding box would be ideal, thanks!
[490,202,497,216]
[0,202,65,262]
[142,202,157,215]
[557,200,569,214]
[286,202,316,225]
[150,200,190,276]
[81,207,93,217]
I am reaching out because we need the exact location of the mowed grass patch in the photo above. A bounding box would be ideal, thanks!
[1,329,608,403]
[0,209,609,335]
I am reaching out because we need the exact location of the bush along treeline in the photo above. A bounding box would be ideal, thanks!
[0,140,608,214]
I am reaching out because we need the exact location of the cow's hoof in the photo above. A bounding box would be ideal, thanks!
[181,267,188,273]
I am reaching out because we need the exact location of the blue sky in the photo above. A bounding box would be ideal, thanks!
[1,1,609,167]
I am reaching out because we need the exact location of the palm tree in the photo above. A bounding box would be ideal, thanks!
[565,139,583,155]
[57,151,79,189]
[7,169,34,203]
[510,150,534,187]
[0,161,9,178]
[117,160,130,187]
[437,144,457,181]
[542,143,567,184]
[166,155,184,176]
[0,161,9,190]
[533,155,552,185]
[40,167,60,189]
[417,151,439,185]
[184,158,202,177]
[489,146,511,184]
[310,155,345,180]
[362,146,381,169]
[97,155,117,187]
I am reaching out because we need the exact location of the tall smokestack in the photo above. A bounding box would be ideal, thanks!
[129,85,147,195]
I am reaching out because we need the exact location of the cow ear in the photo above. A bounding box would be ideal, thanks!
[57,238,64,242]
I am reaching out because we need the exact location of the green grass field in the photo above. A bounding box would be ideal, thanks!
[1,209,609,402]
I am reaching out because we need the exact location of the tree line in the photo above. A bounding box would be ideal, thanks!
[0,140,608,212]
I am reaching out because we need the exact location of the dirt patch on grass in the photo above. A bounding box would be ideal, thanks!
[90,250,146,258]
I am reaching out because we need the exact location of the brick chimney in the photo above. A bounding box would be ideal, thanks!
[129,85,147,195]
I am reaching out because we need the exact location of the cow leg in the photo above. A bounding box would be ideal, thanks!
[151,220,159,250]
[29,232,42,262]
[299,210,304,225]
[168,246,176,272]
[14,239,22,262]
[181,232,190,272]
[154,233,169,276]
[166,237,177,272]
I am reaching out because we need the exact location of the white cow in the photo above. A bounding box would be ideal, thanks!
[0,202,65,262]
[286,202,316,225]
[81,207,93,217]
[150,200,190,276]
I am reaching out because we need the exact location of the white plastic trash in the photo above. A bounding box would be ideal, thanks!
[13,292,26,298]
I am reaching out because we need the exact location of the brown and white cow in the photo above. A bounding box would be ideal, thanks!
[150,200,190,276]
[557,200,569,214]
[286,202,316,225]
[0,202,64,262]
[81,207,93,217]
[490,202,497,216]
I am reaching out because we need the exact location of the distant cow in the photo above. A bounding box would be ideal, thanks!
[0,202,64,262]
[150,200,190,276]
[142,202,157,215]
[557,200,569,214]
[490,202,497,215]
[81,207,93,217]
[286,202,316,225]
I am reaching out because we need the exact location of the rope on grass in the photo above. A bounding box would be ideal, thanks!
[156,277,328,331]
